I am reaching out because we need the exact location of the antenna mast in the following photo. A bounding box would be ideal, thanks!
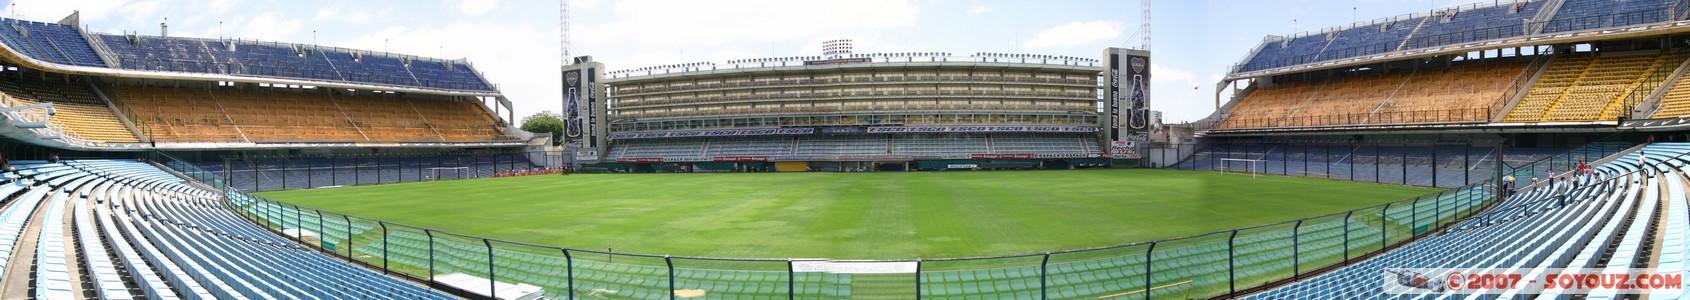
[1142,0,1155,50]
[560,0,571,63]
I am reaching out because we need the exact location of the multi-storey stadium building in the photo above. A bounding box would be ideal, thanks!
[570,44,1156,172]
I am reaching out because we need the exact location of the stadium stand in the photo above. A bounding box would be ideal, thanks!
[108,86,506,143]
[1538,0,1681,33]
[1235,141,1690,299]
[0,159,456,299]
[92,34,495,92]
[0,76,139,143]
[0,16,502,95]
[1646,67,1690,117]
[1217,61,1529,129]
[104,86,247,143]
[1503,52,1685,123]
[1233,0,1686,74]
[1236,1,1545,73]
[0,19,106,67]
[1401,2,1541,50]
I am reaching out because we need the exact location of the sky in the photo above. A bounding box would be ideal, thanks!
[0,0,1496,123]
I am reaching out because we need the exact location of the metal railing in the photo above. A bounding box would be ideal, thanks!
[608,54,1100,80]
[140,150,1513,299]
[0,94,107,148]
[1212,107,1497,130]
[614,76,1097,96]
[1230,5,1681,77]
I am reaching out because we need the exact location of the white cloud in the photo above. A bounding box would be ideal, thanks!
[205,0,243,14]
[315,4,373,23]
[574,0,604,9]
[578,0,918,49]
[965,5,991,14]
[235,12,303,41]
[1147,65,1227,123]
[8,0,131,24]
[1025,20,1124,48]
[1150,65,1196,86]
[118,0,163,26]
[455,0,501,16]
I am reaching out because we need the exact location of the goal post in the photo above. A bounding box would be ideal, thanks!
[427,167,471,181]
[1219,158,1263,178]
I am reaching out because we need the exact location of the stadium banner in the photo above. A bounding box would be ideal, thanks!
[616,157,664,163]
[711,156,769,162]
[1109,53,1120,141]
[803,57,872,65]
[587,68,598,148]
[575,151,599,161]
[563,69,585,146]
[767,154,914,162]
[1124,54,1150,137]
[837,154,913,161]
[863,126,1097,133]
[970,154,1034,159]
[1382,268,1684,295]
[607,128,815,140]
[819,126,866,134]
[1110,140,1142,159]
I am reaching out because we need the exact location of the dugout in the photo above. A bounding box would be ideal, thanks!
[586,163,632,173]
[691,162,736,172]
[774,161,808,172]
[687,162,769,172]
[808,161,875,172]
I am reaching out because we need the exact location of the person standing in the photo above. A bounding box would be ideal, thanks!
[1639,151,1650,179]
[1503,175,1516,197]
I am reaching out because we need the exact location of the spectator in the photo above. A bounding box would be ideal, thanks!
[1502,175,1516,197]
[48,152,59,163]
[1639,151,1650,178]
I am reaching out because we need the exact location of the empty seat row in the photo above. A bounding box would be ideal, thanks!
[0,159,455,299]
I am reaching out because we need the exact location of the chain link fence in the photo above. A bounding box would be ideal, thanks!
[1144,132,1645,189]
[189,151,569,192]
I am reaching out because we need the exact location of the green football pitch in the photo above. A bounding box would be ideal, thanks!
[256,168,1438,260]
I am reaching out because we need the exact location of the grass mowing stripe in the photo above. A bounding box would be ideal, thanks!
[257,169,1438,259]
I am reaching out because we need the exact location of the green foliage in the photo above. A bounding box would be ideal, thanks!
[519,116,564,144]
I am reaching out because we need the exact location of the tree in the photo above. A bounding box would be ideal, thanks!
[520,116,566,145]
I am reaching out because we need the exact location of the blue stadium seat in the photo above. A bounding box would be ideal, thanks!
[1245,143,1690,299]
[7,159,460,299]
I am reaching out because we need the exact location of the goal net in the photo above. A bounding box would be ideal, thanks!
[1219,158,1263,178]
[427,167,471,181]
